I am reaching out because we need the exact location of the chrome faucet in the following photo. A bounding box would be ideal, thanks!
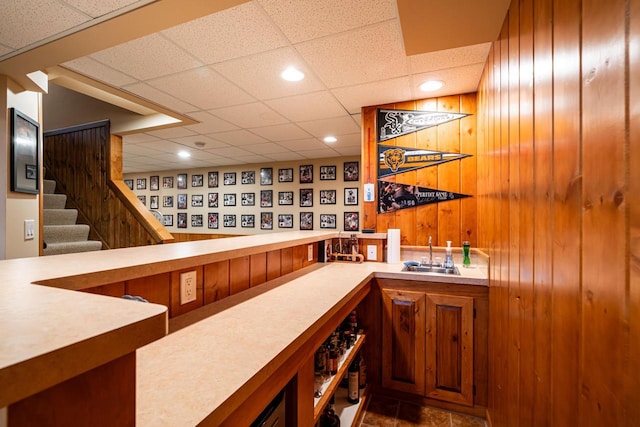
[428,236,433,266]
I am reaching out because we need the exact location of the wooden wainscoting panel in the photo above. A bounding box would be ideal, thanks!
[281,247,293,275]
[266,249,281,281]
[126,273,170,309]
[250,252,267,287]
[204,260,230,305]
[292,245,305,271]
[229,256,250,295]
[82,281,125,297]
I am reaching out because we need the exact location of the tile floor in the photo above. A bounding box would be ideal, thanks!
[358,394,487,427]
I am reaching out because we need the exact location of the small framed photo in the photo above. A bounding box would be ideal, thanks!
[192,174,204,187]
[191,214,203,227]
[163,195,173,208]
[299,164,313,183]
[320,214,337,229]
[344,161,359,181]
[224,172,236,185]
[320,189,336,205]
[241,170,255,184]
[208,212,219,229]
[261,212,273,230]
[177,193,187,209]
[260,190,273,207]
[241,214,255,228]
[223,214,236,228]
[150,195,159,209]
[208,192,218,208]
[137,195,146,205]
[136,178,147,190]
[260,168,273,185]
[344,212,360,231]
[124,179,133,190]
[163,214,173,227]
[177,212,187,228]
[224,193,236,206]
[300,212,313,230]
[162,176,174,189]
[241,192,255,206]
[278,214,293,228]
[278,191,293,205]
[278,168,293,183]
[300,188,313,207]
[208,171,218,188]
[320,166,336,180]
[191,194,203,207]
[177,173,187,189]
[150,176,159,191]
[26,164,37,180]
[344,187,358,206]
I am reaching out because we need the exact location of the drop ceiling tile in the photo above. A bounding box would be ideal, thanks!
[235,154,273,164]
[136,140,191,153]
[62,0,149,18]
[204,146,252,158]
[146,127,197,139]
[183,111,238,134]
[123,133,162,143]
[410,63,485,100]
[162,2,287,64]
[122,143,166,156]
[409,43,491,74]
[62,57,138,86]
[0,0,88,49]
[90,33,202,80]
[210,157,247,166]
[147,152,189,162]
[266,91,348,122]
[170,135,231,150]
[297,116,360,138]
[296,148,342,159]
[0,44,11,56]
[351,114,362,126]
[212,47,327,100]
[206,130,269,146]
[147,66,254,111]
[249,123,312,142]
[209,102,288,128]
[331,77,413,114]
[186,150,222,161]
[265,152,305,162]
[244,142,290,155]
[275,138,327,151]
[123,82,199,113]
[258,0,397,44]
[296,20,409,88]
[332,133,361,147]
[334,145,361,156]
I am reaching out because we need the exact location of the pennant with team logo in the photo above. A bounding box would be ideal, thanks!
[378,144,470,178]
[378,180,470,213]
[378,109,469,142]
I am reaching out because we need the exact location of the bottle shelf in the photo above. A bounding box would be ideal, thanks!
[313,332,366,423]
[333,385,370,427]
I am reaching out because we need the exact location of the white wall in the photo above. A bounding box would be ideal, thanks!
[125,156,362,234]
[1,77,42,259]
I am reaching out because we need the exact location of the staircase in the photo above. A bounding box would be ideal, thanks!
[43,178,103,256]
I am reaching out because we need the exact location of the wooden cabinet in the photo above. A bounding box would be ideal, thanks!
[380,286,478,407]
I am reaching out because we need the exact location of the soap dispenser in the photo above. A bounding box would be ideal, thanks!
[444,241,455,269]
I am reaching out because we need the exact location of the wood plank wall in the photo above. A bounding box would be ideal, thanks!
[477,0,639,426]
[43,122,164,248]
[361,94,477,247]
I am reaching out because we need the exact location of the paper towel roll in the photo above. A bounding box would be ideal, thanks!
[387,229,401,263]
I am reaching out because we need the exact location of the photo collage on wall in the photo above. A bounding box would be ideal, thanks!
[127,159,361,232]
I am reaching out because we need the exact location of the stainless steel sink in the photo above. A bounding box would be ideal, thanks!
[402,265,461,275]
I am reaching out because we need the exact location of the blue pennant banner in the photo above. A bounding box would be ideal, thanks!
[378,181,470,214]
[377,109,469,142]
[378,144,470,178]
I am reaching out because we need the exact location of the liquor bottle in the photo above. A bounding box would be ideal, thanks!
[320,395,341,427]
[347,355,360,404]
[329,345,338,375]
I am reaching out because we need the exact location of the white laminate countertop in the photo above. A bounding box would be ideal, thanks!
[136,253,488,426]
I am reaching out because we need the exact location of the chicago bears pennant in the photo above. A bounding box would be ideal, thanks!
[378,181,470,213]
[377,108,469,142]
[378,145,470,178]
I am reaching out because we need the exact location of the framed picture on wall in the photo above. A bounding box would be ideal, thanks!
[241,192,255,206]
[9,108,39,194]
[278,168,293,183]
[344,161,359,182]
[177,212,187,228]
[278,214,293,228]
[163,214,173,227]
[177,193,187,209]
[192,174,204,187]
[150,195,159,209]
[299,188,313,207]
[260,190,273,207]
[162,176,174,189]
[208,171,218,188]
[344,187,358,206]
[177,173,187,189]
[299,164,313,183]
[320,189,336,205]
[224,172,236,185]
[136,178,146,190]
[223,214,236,228]
[320,166,336,180]
[137,195,146,206]
[241,214,255,228]
[260,168,273,185]
[241,171,255,184]
[150,176,159,191]
[163,195,173,208]
[208,192,218,208]
[320,214,336,229]
[208,212,218,229]
[300,212,313,230]
[191,214,203,227]
[278,191,293,205]
[191,194,203,207]
[223,193,236,206]
[344,212,359,231]
[261,212,273,230]
[124,179,133,190]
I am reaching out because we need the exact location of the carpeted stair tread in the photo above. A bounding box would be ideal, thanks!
[44,224,90,243]
[44,209,78,225]
[43,240,103,256]
[43,179,56,194]
[43,193,67,209]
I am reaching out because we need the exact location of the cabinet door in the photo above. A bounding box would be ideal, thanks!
[425,293,474,406]
[381,288,426,395]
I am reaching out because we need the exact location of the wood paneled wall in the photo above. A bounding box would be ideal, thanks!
[477,0,639,426]
[43,121,171,248]
[361,94,477,247]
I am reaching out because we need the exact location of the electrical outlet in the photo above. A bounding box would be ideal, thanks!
[24,220,35,240]
[180,271,197,305]
[367,245,377,261]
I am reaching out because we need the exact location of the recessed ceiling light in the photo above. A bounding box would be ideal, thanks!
[323,136,337,143]
[281,66,304,82]
[419,80,444,92]
[178,150,191,159]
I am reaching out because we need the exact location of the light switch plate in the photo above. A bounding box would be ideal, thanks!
[24,220,35,240]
